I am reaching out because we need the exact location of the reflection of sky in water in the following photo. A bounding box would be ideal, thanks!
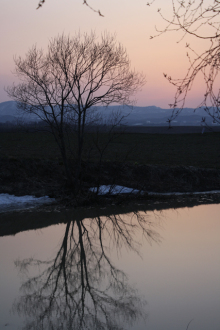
[118,205,220,329]
[0,204,220,330]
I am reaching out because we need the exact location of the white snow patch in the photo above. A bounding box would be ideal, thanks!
[0,194,55,212]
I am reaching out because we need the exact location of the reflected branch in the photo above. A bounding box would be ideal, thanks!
[13,211,160,329]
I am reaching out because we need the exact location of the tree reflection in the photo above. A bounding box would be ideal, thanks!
[13,211,160,330]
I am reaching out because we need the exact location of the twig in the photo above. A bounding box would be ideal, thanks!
[186,319,194,330]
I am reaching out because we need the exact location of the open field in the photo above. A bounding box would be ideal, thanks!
[1,128,220,205]
[1,128,220,168]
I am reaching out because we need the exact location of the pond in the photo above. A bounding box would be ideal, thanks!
[0,201,219,330]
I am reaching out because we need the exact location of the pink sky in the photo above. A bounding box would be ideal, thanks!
[0,0,209,108]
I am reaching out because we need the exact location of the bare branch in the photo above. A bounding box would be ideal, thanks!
[36,0,104,16]
[150,1,220,124]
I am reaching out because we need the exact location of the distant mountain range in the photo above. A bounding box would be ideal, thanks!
[0,101,219,126]
[0,101,36,123]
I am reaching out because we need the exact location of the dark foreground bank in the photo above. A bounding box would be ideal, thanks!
[1,157,220,207]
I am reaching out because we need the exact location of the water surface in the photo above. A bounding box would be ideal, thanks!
[0,203,219,330]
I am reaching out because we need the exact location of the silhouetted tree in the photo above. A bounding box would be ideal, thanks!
[7,33,145,190]
[150,0,220,123]
[36,1,220,124]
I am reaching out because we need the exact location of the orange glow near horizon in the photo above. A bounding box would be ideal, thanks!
[0,0,212,108]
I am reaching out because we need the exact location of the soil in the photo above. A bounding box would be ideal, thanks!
[1,157,220,207]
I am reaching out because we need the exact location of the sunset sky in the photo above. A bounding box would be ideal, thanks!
[0,0,210,108]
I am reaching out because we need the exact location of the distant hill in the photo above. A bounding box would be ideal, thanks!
[0,101,19,122]
[0,101,36,123]
[0,101,219,126]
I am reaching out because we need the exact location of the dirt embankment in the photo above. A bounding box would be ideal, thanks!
[1,158,220,205]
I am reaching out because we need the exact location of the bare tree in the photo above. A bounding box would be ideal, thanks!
[149,0,220,124]
[7,33,145,190]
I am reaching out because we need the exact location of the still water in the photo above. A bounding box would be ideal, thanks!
[0,202,219,330]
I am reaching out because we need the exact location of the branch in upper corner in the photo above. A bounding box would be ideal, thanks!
[83,0,104,16]
[36,0,104,16]
[36,0,45,9]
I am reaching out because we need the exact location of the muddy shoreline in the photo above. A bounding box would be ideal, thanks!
[1,157,220,207]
